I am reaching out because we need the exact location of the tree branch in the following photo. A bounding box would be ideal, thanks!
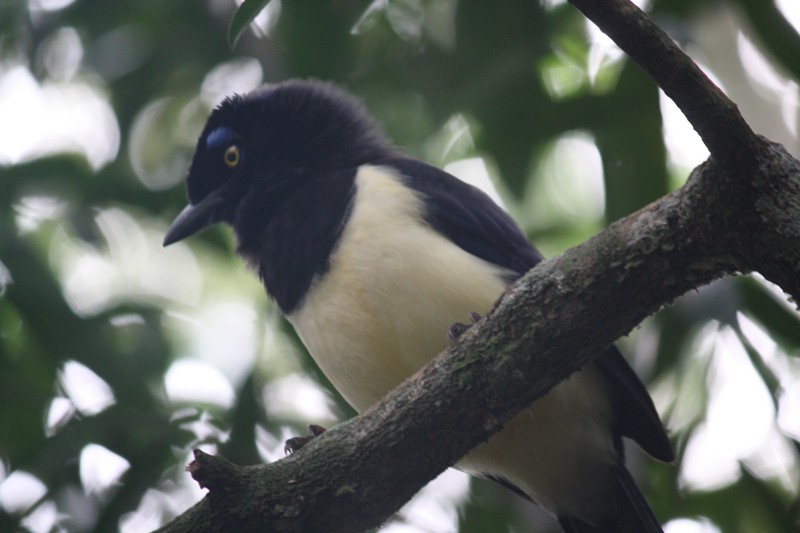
[568,0,800,302]
[156,1,800,531]
[567,0,763,172]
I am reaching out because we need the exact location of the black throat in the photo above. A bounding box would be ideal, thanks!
[235,169,358,314]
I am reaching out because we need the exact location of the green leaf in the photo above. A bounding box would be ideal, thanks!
[228,0,272,49]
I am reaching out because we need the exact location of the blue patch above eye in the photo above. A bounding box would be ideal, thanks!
[206,126,237,150]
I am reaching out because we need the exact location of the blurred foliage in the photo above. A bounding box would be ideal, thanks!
[1,0,800,532]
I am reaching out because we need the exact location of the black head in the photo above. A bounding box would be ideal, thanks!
[163,79,395,246]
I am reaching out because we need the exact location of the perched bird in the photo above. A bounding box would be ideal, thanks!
[164,79,673,532]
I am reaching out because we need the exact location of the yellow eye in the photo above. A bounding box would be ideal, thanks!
[224,145,240,168]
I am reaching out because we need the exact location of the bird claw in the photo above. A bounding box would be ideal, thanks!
[284,424,327,455]
[448,312,483,343]
[448,323,470,342]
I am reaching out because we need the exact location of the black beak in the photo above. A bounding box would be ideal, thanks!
[163,189,226,246]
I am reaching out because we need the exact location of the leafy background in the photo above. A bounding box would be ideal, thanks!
[1,0,799,532]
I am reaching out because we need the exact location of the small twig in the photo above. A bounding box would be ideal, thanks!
[187,449,244,493]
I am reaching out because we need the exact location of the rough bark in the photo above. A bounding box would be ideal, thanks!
[156,1,800,532]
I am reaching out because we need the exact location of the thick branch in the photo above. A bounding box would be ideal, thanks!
[741,142,800,302]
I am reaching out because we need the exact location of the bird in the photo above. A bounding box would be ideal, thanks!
[163,79,673,532]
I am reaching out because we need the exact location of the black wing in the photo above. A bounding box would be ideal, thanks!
[385,157,672,462]
[385,158,542,278]
[594,347,674,461]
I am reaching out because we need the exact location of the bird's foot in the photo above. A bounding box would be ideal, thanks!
[284,424,327,454]
[448,312,482,343]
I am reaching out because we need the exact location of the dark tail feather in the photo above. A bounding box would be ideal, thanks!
[557,466,663,533]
